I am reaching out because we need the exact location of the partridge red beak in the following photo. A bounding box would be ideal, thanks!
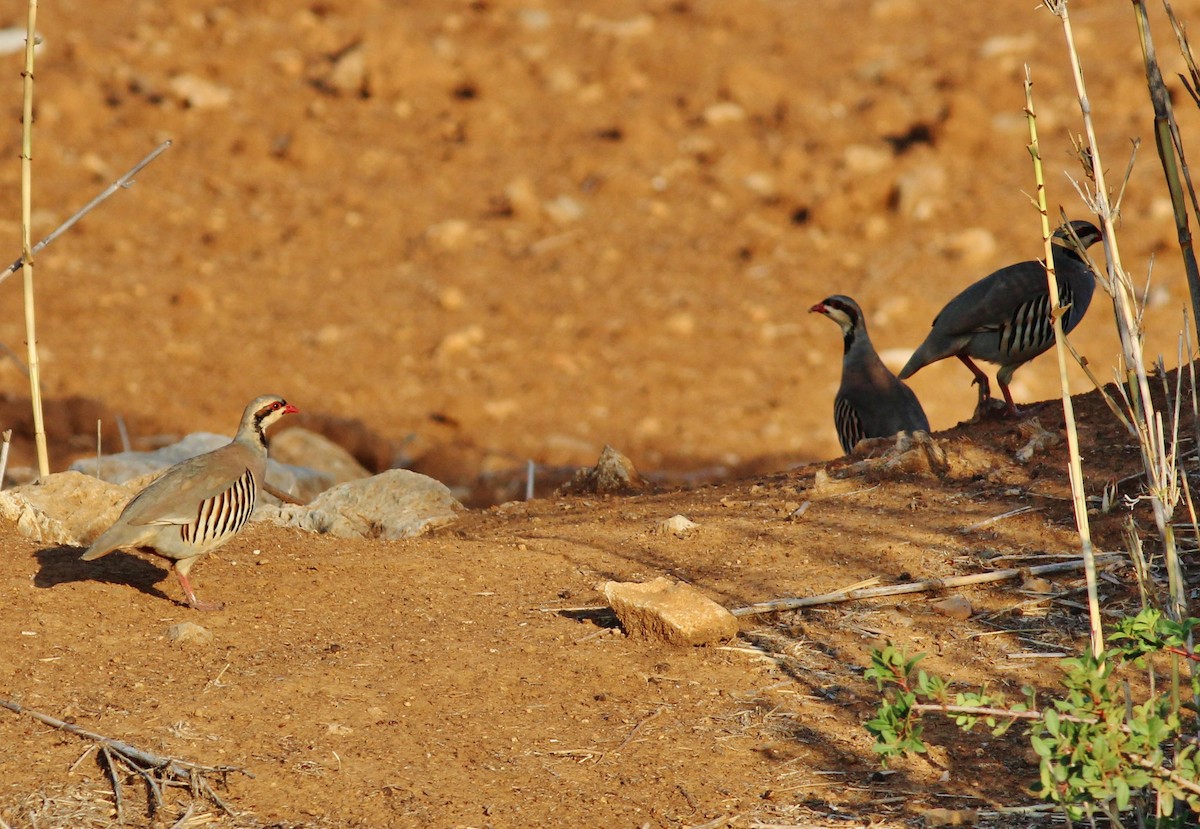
[283,403,300,415]
[809,302,826,314]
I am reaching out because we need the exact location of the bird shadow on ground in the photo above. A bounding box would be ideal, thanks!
[32,545,175,605]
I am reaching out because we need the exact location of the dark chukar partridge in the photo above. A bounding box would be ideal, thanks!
[899,220,1103,416]
[810,295,930,454]
[81,394,298,610]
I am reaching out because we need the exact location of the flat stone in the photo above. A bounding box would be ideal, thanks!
[603,577,739,646]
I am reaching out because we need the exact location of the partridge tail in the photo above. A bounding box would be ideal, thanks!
[80,539,118,561]
[80,523,138,561]
[898,347,930,380]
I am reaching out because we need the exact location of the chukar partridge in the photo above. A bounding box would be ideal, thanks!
[810,295,930,454]
[899,220,1103,416]
[81,394,298,610]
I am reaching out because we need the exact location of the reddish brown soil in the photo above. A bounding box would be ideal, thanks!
[0,1,1194,826]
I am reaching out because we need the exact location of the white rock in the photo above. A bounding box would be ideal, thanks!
[656,514,699,538]
[843,143,892,175]
[168,74,233,109]
[258,469,463,540]
[426,219,473,250]
[324,43,368,95]
[702,102,746,125]
[543,196,585,225]
[743,172,776,198]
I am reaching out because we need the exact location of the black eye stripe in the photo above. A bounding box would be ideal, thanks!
[822,298,859,325]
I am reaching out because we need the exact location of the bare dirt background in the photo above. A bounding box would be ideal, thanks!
[0,0,1196,826]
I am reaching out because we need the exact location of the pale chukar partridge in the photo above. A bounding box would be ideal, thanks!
[810,295,930,454]
[899,220,1103,416]
[81,394,298,610]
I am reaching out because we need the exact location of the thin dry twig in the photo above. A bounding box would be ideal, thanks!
[0,140,173,287]
[599,705,668,762]
[959,505,1039,534]
[0,697,248,820]
[730,555,1122,616]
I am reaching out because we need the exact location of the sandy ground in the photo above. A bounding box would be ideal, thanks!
[0,0,1196,826]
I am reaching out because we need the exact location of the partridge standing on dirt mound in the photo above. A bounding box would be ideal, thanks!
[899,220,1103,416]
[810,295,930,454]
[80,394,299,611]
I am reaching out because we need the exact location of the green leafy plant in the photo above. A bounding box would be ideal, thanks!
[867,609,1200,823]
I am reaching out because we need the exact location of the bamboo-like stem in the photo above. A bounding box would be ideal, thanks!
[1047,0,1185,623]
[1023,69,1104,658]
[1136,0,1200,343]
[729,555,1122,616]
[19,1,46,480]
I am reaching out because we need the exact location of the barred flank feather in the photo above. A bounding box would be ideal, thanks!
[181,468,256,545]
[835,393,867,454]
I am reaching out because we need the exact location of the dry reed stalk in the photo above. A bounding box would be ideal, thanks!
[1022,68,1104,657]
[20,0,46,479]
[729,555,1121,617]
[1046,0,1189,623]
[1135,0,1200,334]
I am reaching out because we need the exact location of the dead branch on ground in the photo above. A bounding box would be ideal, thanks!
[0,696,249,821]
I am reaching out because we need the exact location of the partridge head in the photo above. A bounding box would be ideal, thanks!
[81,394,298,610]
[810,295,930,454]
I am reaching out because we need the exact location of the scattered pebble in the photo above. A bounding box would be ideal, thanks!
[167,622,214,646]
[655,514,699,537]
[932,595,973,621]
[322,43,369,96]
[426,219,474,250]
[543,195,585,225]
[168,74,233,109]
[702,102,746,125]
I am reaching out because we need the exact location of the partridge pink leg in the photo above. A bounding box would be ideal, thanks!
[175,559,224,611]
